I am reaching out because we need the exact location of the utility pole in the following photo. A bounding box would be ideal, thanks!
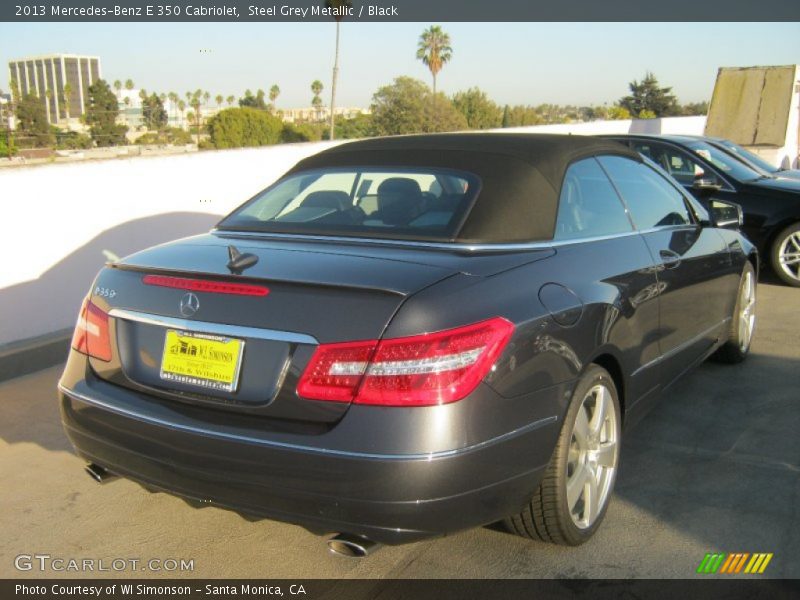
[329,19,340,141]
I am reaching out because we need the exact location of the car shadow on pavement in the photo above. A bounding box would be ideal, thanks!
[484,350,799,575]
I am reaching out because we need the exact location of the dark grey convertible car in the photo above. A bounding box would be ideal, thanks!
[59,134,757,555]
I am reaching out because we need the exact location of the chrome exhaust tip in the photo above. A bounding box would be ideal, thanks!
[327,533,380,558]
[85,463,117,484]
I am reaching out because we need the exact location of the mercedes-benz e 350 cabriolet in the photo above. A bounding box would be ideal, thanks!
[59,134,757,555]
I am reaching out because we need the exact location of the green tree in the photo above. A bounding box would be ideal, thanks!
[135,127,192,146]
[451,87,501,129]
[416,25,453,97]
[189,92,203,142]
[215,94,223,109]
[124,79,134,91]
[325,0,352,140]
[501,105,510,128]
[239,89,268,110]
[371,77,466,136]
[334,113,375,139]
[113,80,122,97]
[86,79,128,146]
[61,83,72,119]
[281,122,324,143]
[619,72,679,118]
[607,105,631,120]
[142,93,168,130]
[53,128,93,149]
[502,105,544,127]
[44,89,54,123]
[206,107,283,149]
[680,101,709,116]
[15,93,54,148]
[310,80,324,120]
[0,131,16,157]
[269,84,281,112]
[638,109,657,119]
[226,95,235,106]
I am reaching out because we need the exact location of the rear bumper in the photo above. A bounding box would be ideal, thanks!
[58,356,565,545]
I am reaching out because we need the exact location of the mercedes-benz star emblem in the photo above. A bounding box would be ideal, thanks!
[179,292,200,317]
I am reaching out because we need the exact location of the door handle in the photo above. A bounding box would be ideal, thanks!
[660,249,682,269]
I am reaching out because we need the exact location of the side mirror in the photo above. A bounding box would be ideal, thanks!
[692,177,722,195]
[709,199,743,230]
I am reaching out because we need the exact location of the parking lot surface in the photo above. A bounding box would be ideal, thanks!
[1,280,797,579]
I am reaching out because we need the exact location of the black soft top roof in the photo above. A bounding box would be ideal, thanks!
[288,133,640,243]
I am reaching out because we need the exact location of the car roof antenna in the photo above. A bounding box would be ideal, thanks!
[227,245,259,275]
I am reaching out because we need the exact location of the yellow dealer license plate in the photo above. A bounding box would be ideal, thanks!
[160,330,244,393]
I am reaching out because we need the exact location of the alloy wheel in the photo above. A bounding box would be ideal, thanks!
[738,270,756,352]
[778,231,800,283]
[566,383,619,529]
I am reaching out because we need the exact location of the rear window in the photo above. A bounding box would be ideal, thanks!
[218,168,480,241]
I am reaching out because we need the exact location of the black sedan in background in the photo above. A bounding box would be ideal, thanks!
[59,134,756,555]
[602,134,800,286]
[703,136,800,181]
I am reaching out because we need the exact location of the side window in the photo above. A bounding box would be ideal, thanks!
[555,158,633,240]
[630,142,705,186]
[598,156,693,229]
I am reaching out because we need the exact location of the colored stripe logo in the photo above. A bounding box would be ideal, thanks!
[697,552,773,574]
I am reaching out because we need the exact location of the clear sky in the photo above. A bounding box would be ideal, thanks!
[1,22,798,108]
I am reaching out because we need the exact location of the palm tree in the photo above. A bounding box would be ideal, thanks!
[416,25,453,97]
[178,100,186,128]
[168,92,178,124]
[226,95,235,107]
[190,94,202,144]
[62,83,72,120]
[325,0,351,140]
[215,94,223,110]
[44,89,53,123]
[203,91,210,106]
[125,79,134,91]
[113,80,122,99]
[311,80,324,121]
[269,85,280,112]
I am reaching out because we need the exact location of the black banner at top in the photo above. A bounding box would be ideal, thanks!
[3,0,800,22]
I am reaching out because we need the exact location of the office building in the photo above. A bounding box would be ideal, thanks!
[7,54,102,125]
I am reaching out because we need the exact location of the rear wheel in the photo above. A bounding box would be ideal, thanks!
[712,262,756,364]
[771,223,800,287]
[506,365,621,545]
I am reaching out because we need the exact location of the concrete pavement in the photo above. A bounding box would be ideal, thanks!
[1,281,797,579]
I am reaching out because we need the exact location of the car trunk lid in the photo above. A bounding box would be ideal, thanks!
[88,235,465,424]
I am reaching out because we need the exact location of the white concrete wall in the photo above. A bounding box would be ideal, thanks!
[0,116,707,347]
[0,141,345,346]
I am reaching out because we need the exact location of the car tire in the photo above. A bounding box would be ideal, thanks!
[770,223,800,287]
[505,364,621,545]
[712,262,756,364]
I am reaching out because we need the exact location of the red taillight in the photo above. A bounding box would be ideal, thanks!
[142,274,269,297]
[71,298,112,361]
[297,317,514,407]
[296,339,378,402]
